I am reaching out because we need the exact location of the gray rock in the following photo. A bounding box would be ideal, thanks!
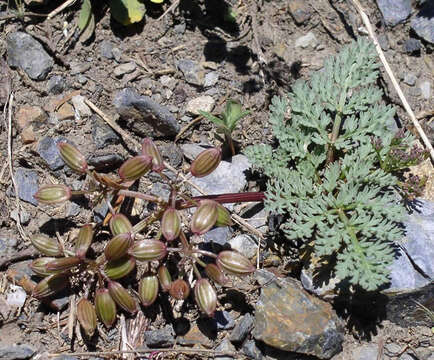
[186,95,215,115]
[76,75,87,85]
[230,313,254,343]
[70,61,91,75]
[252,277,344,359]
[404,38,421,54]
[65,201,81,217]
[144,325,175,347]
[180,143,205,161]
[204,71,219,87]
[51,356,79,360]
[10,208,30,225]
[37,136,68,170]
[0,234,18,257]
[377,34,390,51]
[150,182,171,200]
[176,59,205,86]
[93,199,109,222]
[47,75,66,94]
[242,340,264,360]
[100,40,114,59]
[114,62,136,78]
[420,81,431,100]
[377,0,412,26]
[11,168,39,205]
[229,234,257,259]
[159,143,183,168]
[403,73,417,86]
[254,269,278,286]
[91,114,121,149]
[190,155,250,209]
[215,338,236,360]
[215,311,235,330]
[351,344,379,360]
[71,95,92,117]
[203,226,233,246]
[6,32,53,80]
[295,32,318,48]
[113,88,180,137]
[159,75,177,89]
[411,3,434,44]
[288,0,312,25]
[88,153,124,172]
[112,47,122,62]
[174,23,186,35]
[0,344,35,360]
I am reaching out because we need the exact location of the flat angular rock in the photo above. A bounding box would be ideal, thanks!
[36,136,68,170]
[91,114,120,149]
[288,0,311,25]
[113,88,180,137]
[229,234,257,259]
[88,154,124,171]
[411,3,434,44]
[203,226,233,246]
[176,59,205,86]
[11,168,39,206]
[242,340,263,360]
[377,0,412,26]
[6,32,53,80]
[252,277,344,359]
[0,344,35,360]
[144,325,175,347]
[230,313,254,343]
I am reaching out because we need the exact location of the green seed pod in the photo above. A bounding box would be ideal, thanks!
[138,274,159,307]
[45,256,81,272]
[118,155,152,182]
[194,279,217,317]
[104,233,133,261]
[33,184,72,205]
[216,250,255,276]
[30,234,62,257]
[190,200,218,235]
[161,208,181,241]
[77,298,97,337]
[104,256,136,280]
[30,257,62,277]
[141,138,164,172]
[129,240,167,262]
[190,147,221,178]
[108,280,138,314]
[32,274,68,299]
[57,142,88,173]
[169,279,190,300]
[205,263,229,286]
[215,203,233,227]
[157,265,172,292]
[75,224,94,258]
[109,214,132,236]
[95,288,117,328]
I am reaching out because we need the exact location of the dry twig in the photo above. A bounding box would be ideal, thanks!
[350,0,434,163]
[47,0,77,20]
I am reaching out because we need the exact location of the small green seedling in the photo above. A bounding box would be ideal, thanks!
[200,99,250,156]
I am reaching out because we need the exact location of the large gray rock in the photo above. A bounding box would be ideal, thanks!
[252,274,344,359]
[113,88,180,137]
[0,343,35,360]
[377,0,412,26]
[230,313,254,344]
[36,136,68,170]
[6,32,54,80]
[144,325,175,347]
[411,3,434,44]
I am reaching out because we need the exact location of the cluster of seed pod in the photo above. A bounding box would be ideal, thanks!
[31,138,255,334]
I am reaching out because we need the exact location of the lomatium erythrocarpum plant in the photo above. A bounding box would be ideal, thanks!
[30,138,261,334]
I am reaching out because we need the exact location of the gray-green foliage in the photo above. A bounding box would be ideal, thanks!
[245,39,405,291]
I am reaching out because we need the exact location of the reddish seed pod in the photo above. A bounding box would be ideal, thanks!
[169,279,190,300]
[108,280,138,314]
[118,155,152,182]
[77,298,97,337]
[129,240,167,262]
[109,214,132,236]
[205,263,229,286]
[30,234,62,257]
[30,257,62,277]
[141,138,164,172]
[75,224,94,258]
[216,251,255,276]
[45,256,81,272]
[34,184,72,205]
[104,233,133,261]
[158,265,172,292]
[57,142,88,173]
[161,208,181,241]
[95,288,117,328]
[190,200,218,235]
[194,279,217,317]
[190,147,221,178]
[32,274,68,299]
[138,274,159,307]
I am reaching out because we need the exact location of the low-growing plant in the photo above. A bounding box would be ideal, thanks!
[245,39,427,292]
[199,99,250,156]
[29,139,260,334]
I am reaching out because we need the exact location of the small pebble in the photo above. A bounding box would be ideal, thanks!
[186,95,215,115]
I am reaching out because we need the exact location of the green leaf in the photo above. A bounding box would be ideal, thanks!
[110,0,146,25]
[150,0,164,3]
[199,110,226,129]
[78,0,92,31]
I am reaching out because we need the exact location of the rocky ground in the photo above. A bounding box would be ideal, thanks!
[0,0,433,359]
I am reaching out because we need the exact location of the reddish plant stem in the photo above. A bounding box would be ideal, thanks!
[176,192,265,209]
